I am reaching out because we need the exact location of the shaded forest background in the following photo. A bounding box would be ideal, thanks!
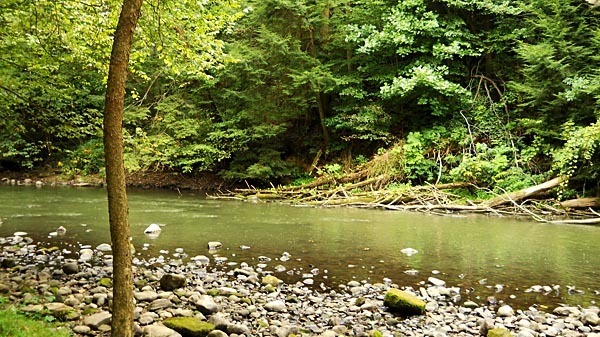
[1,0,599,198]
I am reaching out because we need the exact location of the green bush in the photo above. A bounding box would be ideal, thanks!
[61,138,105,177]
[449,144,517,188]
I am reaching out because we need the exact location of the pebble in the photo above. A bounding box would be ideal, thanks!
[0,235,598,337]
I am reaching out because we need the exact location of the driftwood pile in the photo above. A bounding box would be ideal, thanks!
[209,174,600,225]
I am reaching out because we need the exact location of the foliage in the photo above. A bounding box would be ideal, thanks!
[552,121,600,197]
[401,132,438,182]
[0,0,241,168]
[509,0,600,147]
[61,139,105,177]
[449,143,529,190]
[0,307,72,337]
[1,0,599,197]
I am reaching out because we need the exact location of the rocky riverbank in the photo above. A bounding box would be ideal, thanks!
[0,233,598,337]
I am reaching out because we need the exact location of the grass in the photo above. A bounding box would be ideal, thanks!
[0,307,72,337]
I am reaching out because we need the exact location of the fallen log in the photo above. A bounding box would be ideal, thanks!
[485,176,566,208]
[560,197,600,209]
[547,218,600,225]
[287,170,370,191]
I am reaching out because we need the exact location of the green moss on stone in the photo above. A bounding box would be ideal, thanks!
[262,284,276,293]
[98,278,113,288]
[206,289,219,297]
[82,307,100,316]
[44,247,60,253]
[488,328,514,337]
[163,317,215,337]
[261,275,281,287]
[371,330,384,337]
[383,288,425,316]
[134,279,148,288]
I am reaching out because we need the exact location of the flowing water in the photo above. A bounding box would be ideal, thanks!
[0,185,598,309]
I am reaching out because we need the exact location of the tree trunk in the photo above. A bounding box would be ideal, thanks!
[316,92,330,150]
[560,197,600,209]
[485,176,566,208]
[103,0,143,336]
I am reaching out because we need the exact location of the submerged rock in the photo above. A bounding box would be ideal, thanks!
[400,248,418,256]
[207,241,222,250]
[383,289,425,316]
[144,223,162,234]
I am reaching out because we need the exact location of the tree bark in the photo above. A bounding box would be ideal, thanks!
[560,197,600,209]
[103,0,143,336]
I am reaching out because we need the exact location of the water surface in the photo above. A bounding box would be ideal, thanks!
[0,185,598,308]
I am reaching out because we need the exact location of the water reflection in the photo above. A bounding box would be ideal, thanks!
[0,185,598,308]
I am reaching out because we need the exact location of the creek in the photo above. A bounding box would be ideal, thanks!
[0,185,598,309]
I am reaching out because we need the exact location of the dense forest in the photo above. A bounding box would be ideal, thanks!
[1,0,599,199]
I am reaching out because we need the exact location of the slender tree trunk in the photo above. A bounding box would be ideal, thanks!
[103,0,143,336]
[316,92,330,150]
[308,26,330,152]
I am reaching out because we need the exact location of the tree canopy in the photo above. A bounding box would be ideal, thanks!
[1,0,599,197]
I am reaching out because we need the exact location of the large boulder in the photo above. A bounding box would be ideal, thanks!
[383,289,425,316]
[160,274,186,291]
[163,317,215,337]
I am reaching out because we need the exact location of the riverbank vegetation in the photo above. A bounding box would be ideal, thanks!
[0,302,72,337]
[1,1,599,211]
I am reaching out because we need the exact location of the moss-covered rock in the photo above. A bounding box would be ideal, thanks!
[487,328,513,337]
[206,289,220,297]
[262,284,276,293]
[98,278,113,288]
[370,330,384,337]
[383,288,425,316]
[163,317,215,337]
[261,275,281,287]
